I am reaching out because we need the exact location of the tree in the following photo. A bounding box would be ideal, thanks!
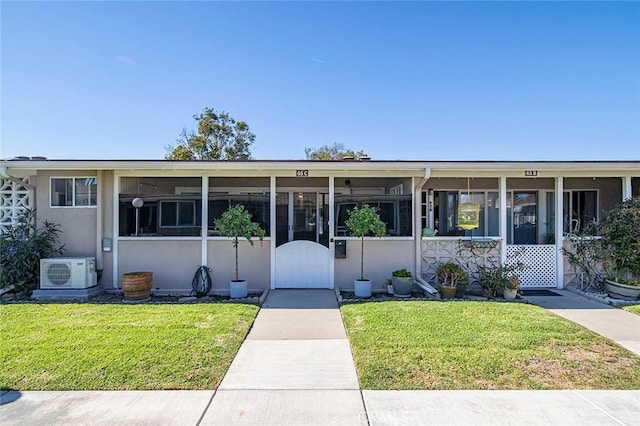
[345,205,386,280]
[166,107,255,160]
[214,204,265,281]
[304,142,367,160]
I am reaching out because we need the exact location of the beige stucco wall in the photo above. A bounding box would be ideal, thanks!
[207,239,270,292]
[334,239,414,291]
[118,240,201,294]
[427,178,499,190]
[507,178,554,190]
[36,170,97,258]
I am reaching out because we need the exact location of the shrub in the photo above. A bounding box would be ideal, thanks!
[0,210,65,292]
[599,196,640,280]
[436,262,468,288]
[392,268,412,278]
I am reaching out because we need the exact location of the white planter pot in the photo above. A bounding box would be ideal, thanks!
[230,280,248,299]
[503,288,517,301]
[605,280,640,301]
[354,279,372,298]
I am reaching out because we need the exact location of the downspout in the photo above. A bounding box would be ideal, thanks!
[0,167,36,191]
[414,168,438,295]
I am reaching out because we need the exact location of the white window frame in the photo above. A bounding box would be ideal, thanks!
[50,177,98,208]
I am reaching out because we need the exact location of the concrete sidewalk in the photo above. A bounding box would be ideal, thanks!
[527,290,640,356]
[3,389,639,425]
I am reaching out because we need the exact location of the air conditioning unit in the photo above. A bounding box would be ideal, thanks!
[40,257,97,289]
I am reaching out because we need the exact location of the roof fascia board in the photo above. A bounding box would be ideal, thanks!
[2,160,638,174]
[431,170,639,178]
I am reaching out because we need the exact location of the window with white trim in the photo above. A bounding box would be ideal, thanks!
[50,178,97,207]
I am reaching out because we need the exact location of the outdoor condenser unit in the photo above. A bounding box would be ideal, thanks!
[40,257,97,289]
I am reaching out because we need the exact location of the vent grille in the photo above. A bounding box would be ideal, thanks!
[46,263,72,285]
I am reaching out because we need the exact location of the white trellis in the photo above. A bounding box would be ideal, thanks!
[506,245,557,288]
[0,176,33,233]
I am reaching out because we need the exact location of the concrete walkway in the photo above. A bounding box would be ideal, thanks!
[2,289,640,425]
[527,290,640,356]
[203,289,365,424]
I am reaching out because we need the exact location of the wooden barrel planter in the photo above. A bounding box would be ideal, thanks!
[121,272,152,301]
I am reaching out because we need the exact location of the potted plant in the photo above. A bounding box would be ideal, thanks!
[478,263,522,300]
[436,262,467,299]
[345,204,386,298]
[502,273,520,301]
[604,267,640,301]
[214,204,265,299]
[599,197,640,300]
[391,268,413,297]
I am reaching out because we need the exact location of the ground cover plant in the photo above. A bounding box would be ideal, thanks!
[623,304,640,315]
[0,303,258,390]
[341,301,640,390]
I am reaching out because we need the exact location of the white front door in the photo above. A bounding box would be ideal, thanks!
[274,191,331,288]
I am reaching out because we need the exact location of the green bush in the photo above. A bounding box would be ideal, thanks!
[392,268,412,278]
[0,210,65,291]
[600,196,640,280]
[436,262,468,288]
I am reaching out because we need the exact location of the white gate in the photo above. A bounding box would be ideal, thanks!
[275,241,331,288]
[507,245,557,288]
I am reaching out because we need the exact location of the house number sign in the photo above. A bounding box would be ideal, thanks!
[524,170,538,177]
[296,170,309,177]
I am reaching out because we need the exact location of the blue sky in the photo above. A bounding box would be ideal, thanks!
[1,1,639,161]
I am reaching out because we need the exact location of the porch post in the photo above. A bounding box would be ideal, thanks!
[270,176,276,289]
[499,176,507,264]
[329,176,335,289]
[95,170,104,272]
[555,176,564,289]
[623,176,632,201]
[201,176,208,266]
[112,172,119,289]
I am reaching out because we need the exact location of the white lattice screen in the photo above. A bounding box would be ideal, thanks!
[0,176,32,233]
[421,239,501,287]
[507,245,557,288]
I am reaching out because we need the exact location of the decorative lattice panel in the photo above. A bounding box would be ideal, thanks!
[0,176,32,233]
[421,238,501,288]
[506,245,557,288]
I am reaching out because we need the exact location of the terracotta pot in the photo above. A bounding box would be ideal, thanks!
[121,272,152,301]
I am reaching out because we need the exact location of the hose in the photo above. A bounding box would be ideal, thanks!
[191,266,212,298]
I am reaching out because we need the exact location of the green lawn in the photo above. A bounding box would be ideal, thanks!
[341,301,640,390]
[623,304,640,315]
[0,303,258,390]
